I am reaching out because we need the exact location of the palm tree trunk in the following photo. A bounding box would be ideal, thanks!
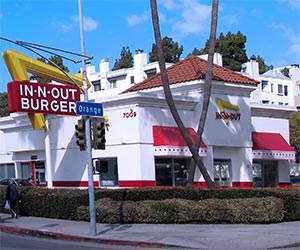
[150,0,217,188]
[186,0,219,187]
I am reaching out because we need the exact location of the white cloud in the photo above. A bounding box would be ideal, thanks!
[126,12,148,27]
[288,44,300,60]
[74,16,98,31]
[222,14,239,26]
[276,0,300,10]
[175,0,211,36]
[59,23,73,32]
[268,22,300,63]
[160,0,211,37]
[56,16,98,32]
[83,16,98,31]
[159,0,180,10]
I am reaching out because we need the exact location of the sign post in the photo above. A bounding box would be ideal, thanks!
[78,0,97,236]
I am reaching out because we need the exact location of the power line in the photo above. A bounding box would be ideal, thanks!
[0,36,93,89]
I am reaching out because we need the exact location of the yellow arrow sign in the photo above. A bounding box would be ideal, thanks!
[216,98,240,125]
[2,49,90,129]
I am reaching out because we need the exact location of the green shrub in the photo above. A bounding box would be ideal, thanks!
[1,186,298,223]
[80,196,284,224]
[199,197,284,223]
[78,198,122,223]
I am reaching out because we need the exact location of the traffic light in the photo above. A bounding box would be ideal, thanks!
[92,118,106,150]
[75,118,86,151]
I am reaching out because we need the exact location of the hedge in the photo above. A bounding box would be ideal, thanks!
[0,186,299,223]
[77,197,284,224]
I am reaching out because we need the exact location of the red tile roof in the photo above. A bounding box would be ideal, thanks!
[122,55,259,94]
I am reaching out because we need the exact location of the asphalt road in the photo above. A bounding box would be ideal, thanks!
[0,232,184,250]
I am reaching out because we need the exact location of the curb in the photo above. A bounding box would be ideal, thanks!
[0,224,182,249]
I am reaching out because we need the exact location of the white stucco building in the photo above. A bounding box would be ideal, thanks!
[0,52,296,188]
[242,60,300,109]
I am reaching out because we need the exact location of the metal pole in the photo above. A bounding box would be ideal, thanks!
[78,0,97,236]
[45,118,53,188]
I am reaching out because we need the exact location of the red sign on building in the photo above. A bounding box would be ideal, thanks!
[7,81,81,116]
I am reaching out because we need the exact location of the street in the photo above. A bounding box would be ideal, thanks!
[0,232,183,250]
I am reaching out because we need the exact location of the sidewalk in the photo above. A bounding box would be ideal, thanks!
[0,212,299,249]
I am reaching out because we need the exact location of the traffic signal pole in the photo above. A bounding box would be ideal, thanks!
[78,0,97,236]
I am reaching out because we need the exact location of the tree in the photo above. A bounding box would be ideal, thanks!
[150,0,218,188]
[281,67,290,78]
[112,46,133,70]
[290,111,300,152]
[149,36,183,63]
[30,55,69,83]
[0,92,9,117]
[193,31,247,71]
[249,55,272,74]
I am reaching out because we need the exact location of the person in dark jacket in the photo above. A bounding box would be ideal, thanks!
[6,180,19,218]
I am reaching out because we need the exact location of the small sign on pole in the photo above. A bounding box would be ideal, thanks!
[76,101,103,117]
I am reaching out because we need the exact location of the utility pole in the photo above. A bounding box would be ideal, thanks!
[78,0,97,236]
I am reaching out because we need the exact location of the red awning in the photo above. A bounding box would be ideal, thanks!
[252,132,295,160]
[153,126,207,157]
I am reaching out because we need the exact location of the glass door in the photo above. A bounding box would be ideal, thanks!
[262,161,278,187]
[155,158,173,186]
[253,160,278,187]
[35,162,46,185]
[213,159,232,187]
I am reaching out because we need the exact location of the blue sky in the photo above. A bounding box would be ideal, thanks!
[0,0,299,93]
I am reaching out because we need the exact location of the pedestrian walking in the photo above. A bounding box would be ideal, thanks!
[6,180,19,218]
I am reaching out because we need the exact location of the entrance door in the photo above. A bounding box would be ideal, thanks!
[252,160,278,187]
[35,162,46,185]
[262,161,278,187]
[213,159,232,187]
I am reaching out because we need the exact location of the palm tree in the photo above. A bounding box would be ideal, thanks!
[150,0,219,188]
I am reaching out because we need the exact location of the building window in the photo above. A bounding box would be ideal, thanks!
[261,80,268,92]
[18,162,31,179]
[277,84,283,95]
[130,76,135,84]
[0,163,15,179]
[93,157,119,187]
[109,79,117,89]
[284,85,288,96]
[271,84,274,93]
[213,159,232,187]
[262,100,269,104]
[252,162,262,187]
[279,102,283,105]
[92,80,101,92]
[145,68,157,78]
[155,158,189,186]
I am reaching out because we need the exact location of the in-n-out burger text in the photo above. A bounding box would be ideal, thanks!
[216,111,241,123]
[7,81,81,116]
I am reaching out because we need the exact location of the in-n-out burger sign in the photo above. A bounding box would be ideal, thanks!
[215,98,241,125]
[7,81,80,116]
[2,49,87,129]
